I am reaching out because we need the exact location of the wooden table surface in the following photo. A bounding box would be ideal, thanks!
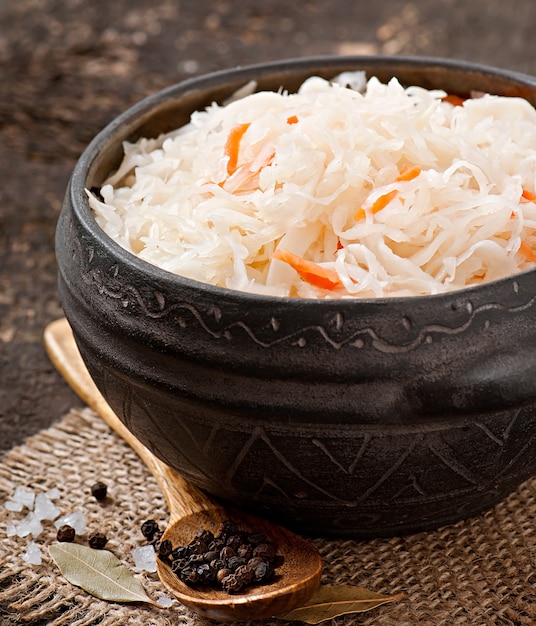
[3,0,536,456]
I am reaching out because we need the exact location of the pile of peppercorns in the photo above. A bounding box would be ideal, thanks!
[141,518,283,594]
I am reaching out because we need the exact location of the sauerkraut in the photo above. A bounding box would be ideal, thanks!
[88,73,536,298]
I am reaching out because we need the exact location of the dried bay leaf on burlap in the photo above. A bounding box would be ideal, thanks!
[49,543,156,605]
[277,584,404,623]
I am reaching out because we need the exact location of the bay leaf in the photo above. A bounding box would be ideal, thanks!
[278,584,403,623]
[49,543,156,605]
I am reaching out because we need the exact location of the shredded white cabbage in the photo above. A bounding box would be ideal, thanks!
[88,73,536,298]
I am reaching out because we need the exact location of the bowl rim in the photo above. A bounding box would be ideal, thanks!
[66,53,536,307]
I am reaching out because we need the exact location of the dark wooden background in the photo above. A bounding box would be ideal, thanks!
[3,0,536,455]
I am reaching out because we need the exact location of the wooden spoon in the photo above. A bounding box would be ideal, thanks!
[44,318,322,621]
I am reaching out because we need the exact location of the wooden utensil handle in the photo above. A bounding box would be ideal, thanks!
[44,318,219,523]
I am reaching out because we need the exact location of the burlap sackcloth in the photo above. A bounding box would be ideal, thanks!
[0,408,535,626]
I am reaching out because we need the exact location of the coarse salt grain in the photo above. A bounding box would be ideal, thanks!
[131,544,157,573]
[54,510,87,535]
[22,541,42,565]
[16,512,43,538]
[12,486,35,510]
[34,492,61,522]
[6,522,17,537]
[47,487,61,500]
[156,595,173,608]
[4,500,23,512]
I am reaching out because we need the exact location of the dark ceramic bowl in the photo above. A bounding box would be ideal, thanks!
[56,56,536,537]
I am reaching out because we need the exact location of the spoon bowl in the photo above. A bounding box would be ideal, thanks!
[158,508,322,621]
[44,318,322,621]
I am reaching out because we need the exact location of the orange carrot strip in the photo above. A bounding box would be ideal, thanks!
[519,241,536,263]
[354,189,398,221]
[220,151,276,192]
[395,165,421,182]
[224,123,250,176]
[521,189,536,203]
[272,248,344,290]
[442,94,466,106]
[353,207,367,222]
[286,115,299,125]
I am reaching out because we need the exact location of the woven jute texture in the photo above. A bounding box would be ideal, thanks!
[0,408,535,626]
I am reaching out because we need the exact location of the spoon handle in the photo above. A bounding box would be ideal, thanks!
[44,318,220,523]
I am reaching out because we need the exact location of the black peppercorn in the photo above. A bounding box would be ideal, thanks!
[237,543,253,560]
[203,550,220,563]
[218,519,239,541]
[90,481,108,501]
[56,524,76,542]
[226,534,244,550]
[216,567,233,584]
[221,572,245,593]
[188,539,208,554]
[253,543,277,562]
[171,557,189,573]
[88,532,108,550]
[219,519,238,533]
[252,559,274,583]
[140,519,160,541]
[178,565,200,586]
[227,555,247,571]
[209,538,225,552]
[170,545,190,561]
[220,545,235,560]
[235,564,254,586]
[150,530,164,545]
[210,558,226,571]
[155,538,173,560]
[195,529,215,544]
[188,553,206,565]
[196,563,216,584]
